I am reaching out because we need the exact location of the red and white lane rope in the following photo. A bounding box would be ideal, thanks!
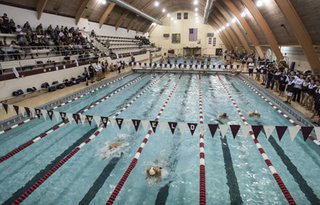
[198,74,206,205]
[240,78,320,146]
[0,74,129,135]
[218,75,296,205]
[0,75,146,163]
[12,73,166,205]
[106,73,183,205]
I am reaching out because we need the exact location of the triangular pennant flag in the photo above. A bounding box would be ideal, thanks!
[79,114,86,125]
[288,126,300,141]
[241,125,250,139]
[13,105,19,115]
[199,124,206,134]
[141,120,149,132]
[168,122,178,134]
[25,107,31,117]
[116,118,124,129]
[47,110,54,120]
[230,124,240,138]
[208,124,218,138]
[314,127,320,141]
[35,108,42,119]
[150,121,159,133]
[159,121,167,134]
[53,111,60,122]
[29,107,35,118]
[219,125,229,138]
[275,126,287,141]
[41,109,47,120]
[67,113,74,123]
[109,118,115,128]
[132,119,141,131]
[264,126,275,139]
[86,115,93,126]
[73,114,81,124]
[93,115,100,126]
[125,119,131,129]
[60,112,67,121]
[178,122,188,134]
[3,103,8,113]
[7,104,14,113]
[251,125,263,138]
[300,126,313,141]
[187,123,197,135]
[101,116,108,128]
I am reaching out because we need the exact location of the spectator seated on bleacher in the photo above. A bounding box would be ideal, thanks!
[7,41,21,60]
[36,23,44,35]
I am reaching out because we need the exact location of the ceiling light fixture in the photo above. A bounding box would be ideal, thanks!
[171,17,174,21]
[195,8,198,12]
[167,13,171,17]
[154,1,160,7]
[162,8,166,13]
[226,23,230,27]
[241,11,247,17]
[232,17,237,23]
[195,13,198,16]
[193,0,198,5]
[99,0,107,5]
[256,0,263,7]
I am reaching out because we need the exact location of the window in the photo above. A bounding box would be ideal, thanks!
[208,37,212,45]
[184,12,188,19]
[177,13,181,20]
[212,37,217,46]
[172,33,181,44]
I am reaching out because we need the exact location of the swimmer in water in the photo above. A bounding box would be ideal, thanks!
[249,110,261,118]
[101,140,125,160]
[218,113,229,120]
[146,166,162,181]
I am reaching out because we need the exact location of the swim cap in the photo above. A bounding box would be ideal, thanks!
[149,167,156,176]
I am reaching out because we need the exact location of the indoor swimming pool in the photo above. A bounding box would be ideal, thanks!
[0,71,319,205]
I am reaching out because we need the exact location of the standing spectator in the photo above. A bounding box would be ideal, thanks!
[255,65,261,82]
[278,72,287,97]
[117,61,121,74]
[90,29,96,38]
[88,64,95,83]
[36,23,44,35]
[266,68,275,90]
[9,19,16,33]
[292,74,304,103]
[248,62,254,78]
[285,76,295,104]
[1,13,10,33]
[83,67,89,86]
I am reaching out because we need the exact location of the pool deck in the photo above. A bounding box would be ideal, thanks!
[0,67,133,122]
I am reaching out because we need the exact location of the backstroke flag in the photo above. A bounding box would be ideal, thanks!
[189,28,198,41]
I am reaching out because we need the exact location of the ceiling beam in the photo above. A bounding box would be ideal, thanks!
[135,21,146,32]
[242,0,283,60]
[99,2,116,28]
[75,0,91,25]
[213,14,237,49]
[274,0,320,74]
[210,16,234,49]
[114,0,141,30]
[209,19,232,50]
[224,0,264,58]
[36,0,48,20]
[216,12,243,50]
[127,18,137,32]
[115,11,129,30]
[216,2,251,53]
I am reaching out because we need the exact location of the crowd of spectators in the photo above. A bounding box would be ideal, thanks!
[247,57,320,123]
[0,13,94,61]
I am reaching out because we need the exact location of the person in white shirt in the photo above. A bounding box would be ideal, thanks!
[292,74,304,103]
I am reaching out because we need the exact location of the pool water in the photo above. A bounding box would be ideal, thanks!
[0,65,319,205]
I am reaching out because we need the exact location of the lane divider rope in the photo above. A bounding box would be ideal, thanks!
[0,74,147,163]
[12,73,167,205]
[0,74,132,135]
[240,77,320,146]
[198,73,206,205]
[106,73,183,205]
[217,75,296,205]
